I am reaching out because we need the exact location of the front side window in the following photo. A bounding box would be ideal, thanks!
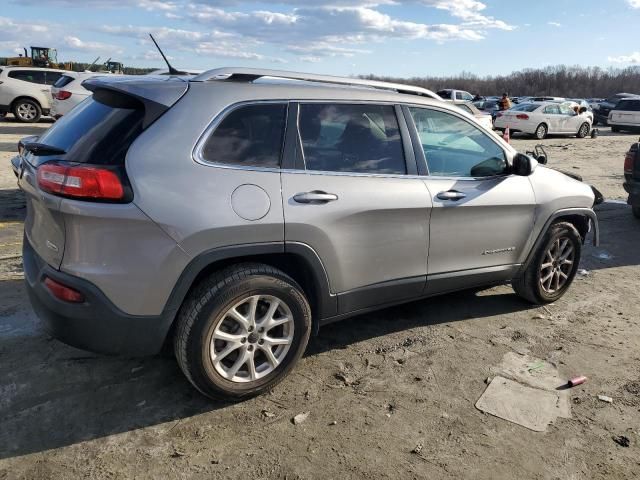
[298,103,406,175]
[201,104,287,168]
[8,70,46,84]
[408,107,507,178]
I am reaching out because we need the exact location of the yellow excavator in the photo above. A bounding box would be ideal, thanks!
[1,46,73,70]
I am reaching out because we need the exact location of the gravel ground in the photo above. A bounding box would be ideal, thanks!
[0,117,639,480]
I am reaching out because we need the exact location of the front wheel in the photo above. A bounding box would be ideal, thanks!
[174,263,312,400]
[534,123,547,140]
[576,122,590,138]
[512,222,582,304]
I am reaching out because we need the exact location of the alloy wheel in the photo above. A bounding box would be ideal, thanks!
[210,295,294,383]
[17,103,37,121]
[539,237,575,294]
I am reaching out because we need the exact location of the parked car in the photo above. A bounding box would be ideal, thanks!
[494,102,592,139]
[50,72,108,118]
[561,100,594,123]
[474,98,501,124]
[0,66,67,122]
[454,101,494,130]
[529,96,565,102]
[623,139,640,218]
[608,97,640,132]
[593,93,639,126]
[15,68,598,400]
[586,98,604,109]
[437,88,475,102]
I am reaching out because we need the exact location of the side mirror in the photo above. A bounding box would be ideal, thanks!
[513,153,536,176]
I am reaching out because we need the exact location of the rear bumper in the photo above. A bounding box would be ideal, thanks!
[624,180,640,206]
[23,236,174,356]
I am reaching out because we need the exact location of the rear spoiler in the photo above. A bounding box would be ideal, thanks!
[82,76,189,128]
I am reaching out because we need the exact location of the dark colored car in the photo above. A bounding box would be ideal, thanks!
[473,99,500,123]
[594,93,639,126]
[624,139,640,219]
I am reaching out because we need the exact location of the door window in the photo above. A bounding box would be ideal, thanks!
[543,105,560,115]
[201,103,287,168]
[408,107,507,177]
[8,70,46,84]
[558,104,574,116]
[298,103,406,174]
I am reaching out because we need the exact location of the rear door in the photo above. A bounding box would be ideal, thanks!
[404,105,536,294]
[281,102,431,314]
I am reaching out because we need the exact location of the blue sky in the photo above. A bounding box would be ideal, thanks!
[2,0,639,77]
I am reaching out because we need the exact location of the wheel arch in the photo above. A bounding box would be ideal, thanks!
[162,242,336,344]
[10,95,42,110]
[519,208,599,274]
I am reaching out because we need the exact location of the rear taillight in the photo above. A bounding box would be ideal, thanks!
[516,114,529,120]
[55,90,72,100]
[44,277,85,303]
[625,151,635,175]
[37,162,125,201]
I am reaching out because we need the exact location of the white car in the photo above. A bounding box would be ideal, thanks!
[50,71,113,118]
[494,102,592,139]
[455,102,494,131]
[608,97,640,132]
[0,66,67,122]
[436,89,475,102]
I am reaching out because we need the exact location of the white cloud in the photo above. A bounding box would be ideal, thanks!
[64,35,122,54]
[627,0,640,8]
[547,21,562,27]
[608,52,640,64]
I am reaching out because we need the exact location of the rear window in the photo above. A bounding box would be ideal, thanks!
[511,104,539,112]
[30,89,144,166]
[616,99,640,111]
[437,90,452,100]
[53,74,74,89]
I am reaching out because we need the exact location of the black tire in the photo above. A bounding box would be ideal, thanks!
[611,125,620,133]
[174,263,312,401]
[534,123,547,140]
[633,206,640,219]
[576,122,590,138]
[512,222,582,304]
[12,98,41,123]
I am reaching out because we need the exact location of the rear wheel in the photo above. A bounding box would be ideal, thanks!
[12,99,41,123]
[633,206,640,219]
[576,122,590,138]
[174,263,312,400]
[512,222,582,304]
[534,123,547,140]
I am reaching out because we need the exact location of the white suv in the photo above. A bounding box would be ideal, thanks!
[0,66,67,122]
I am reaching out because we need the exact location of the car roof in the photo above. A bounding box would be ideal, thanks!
[1,66,67,73]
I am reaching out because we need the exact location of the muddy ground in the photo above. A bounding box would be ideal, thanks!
[0,118,639,480]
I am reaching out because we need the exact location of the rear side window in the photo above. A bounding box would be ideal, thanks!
[201,104,287,168]
[44,72,63,86]
[544,105,560,114]
[437,90,452,100]
[8,70,46,84]
[299,103,406,175]
[31,89,144,166]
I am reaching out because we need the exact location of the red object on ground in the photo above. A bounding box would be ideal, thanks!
[502,126,510,143]
[568,376,587,387]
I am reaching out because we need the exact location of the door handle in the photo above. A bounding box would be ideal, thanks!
[293,191,338,204]
[436,190,466,201]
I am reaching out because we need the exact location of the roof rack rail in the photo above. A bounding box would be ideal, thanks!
[191,67,441,100]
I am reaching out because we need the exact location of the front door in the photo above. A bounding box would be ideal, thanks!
[404,105,536,294]
[281,102,432,314]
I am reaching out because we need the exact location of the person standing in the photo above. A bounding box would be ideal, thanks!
[499,92,512,110]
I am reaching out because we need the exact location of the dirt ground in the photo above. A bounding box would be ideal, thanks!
[0,117,639,480]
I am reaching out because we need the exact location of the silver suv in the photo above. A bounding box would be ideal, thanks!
[15,68,599,400]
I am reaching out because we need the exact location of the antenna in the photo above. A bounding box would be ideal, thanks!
[149,33,185,75]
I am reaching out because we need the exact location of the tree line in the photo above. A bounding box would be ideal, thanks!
[361,65,640,98]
